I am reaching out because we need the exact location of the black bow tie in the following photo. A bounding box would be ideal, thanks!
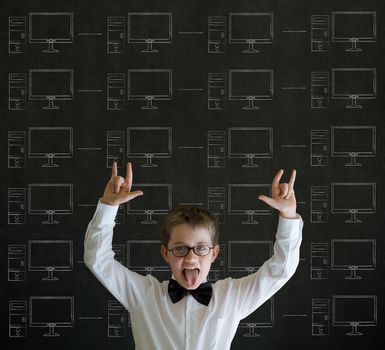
[168,279,212,306]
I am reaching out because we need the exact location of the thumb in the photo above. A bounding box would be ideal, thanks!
[124,190,144,202]
[258,195,275,208]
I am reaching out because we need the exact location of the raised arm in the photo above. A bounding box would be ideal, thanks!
[228,170,302,319]
[84,162,149,311]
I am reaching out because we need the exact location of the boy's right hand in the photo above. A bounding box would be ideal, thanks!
[101,161,143,206]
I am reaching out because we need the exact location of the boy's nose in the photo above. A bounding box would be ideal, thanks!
[184,249,197,261]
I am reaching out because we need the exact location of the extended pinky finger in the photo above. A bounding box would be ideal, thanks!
[288,169,296,190]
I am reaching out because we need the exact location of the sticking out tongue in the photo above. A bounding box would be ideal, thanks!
[184,269,199,287]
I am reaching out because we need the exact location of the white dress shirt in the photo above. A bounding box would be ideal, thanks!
[84,200,303,350]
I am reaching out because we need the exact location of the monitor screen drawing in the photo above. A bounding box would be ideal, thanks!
[29,12,74,53]
[228,127,273,167]
[332,68,376,108]
[127,240,170,274]
[332,11,376,52]
[28,240,73,280]
[29,69,74,110]
[28,127,73,167]
[127,12,172,53]
[331,239,376,280]
[228,241,273,274]
[332,295,377,336]
[331,182,376,223]
[128,69,172,109]
[29,296,74,337]
[127,127,172,167]
[229,13,273,53]
[331,126,376,166]
[228,184,272,224]
[229,69,273,109]
[127,184,172,224]
[28,184,73,224]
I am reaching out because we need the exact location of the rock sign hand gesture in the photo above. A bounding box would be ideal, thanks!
[258,169,297,219]
[101,161,143,206]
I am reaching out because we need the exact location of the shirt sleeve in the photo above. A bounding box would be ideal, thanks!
[230,215,303,320]
[83,199,153,312]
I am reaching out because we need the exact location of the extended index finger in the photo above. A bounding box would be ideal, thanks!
[272,169,284,195]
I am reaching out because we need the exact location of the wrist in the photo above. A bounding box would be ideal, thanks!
[101,197,118,206]
[279,210,297,219]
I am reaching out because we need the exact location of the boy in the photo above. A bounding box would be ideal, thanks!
[84,162,303,349]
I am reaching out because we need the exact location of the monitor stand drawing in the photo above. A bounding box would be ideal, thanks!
[43,39,60,54]
[42,268,59,281]
[346,322,363,336]
[42,154,60,168]
[142,154,158,167]
[345,153,362,167]
[43,323,61,337]
[142,96,158,110]
[242,154,260,168]
[345,266,362,280]
[243,324,262,337]
[243,97,260,110]
[142,40,158,53]
[346,38,362,52]
[345,95,362,109]
[243,40,260,54]
[141,210,158,224]
[43,96,60,110]
[344,209,362,224]
[42,211,59,225]
[243,211,260,224]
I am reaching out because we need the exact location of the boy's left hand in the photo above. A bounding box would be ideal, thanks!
[258,169,297,219]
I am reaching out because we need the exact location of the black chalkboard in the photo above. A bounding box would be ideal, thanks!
[1,0,384,349]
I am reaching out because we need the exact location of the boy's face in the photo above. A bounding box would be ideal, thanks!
[161,223,219,290]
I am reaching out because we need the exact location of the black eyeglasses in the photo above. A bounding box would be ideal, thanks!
[167,244,214,257]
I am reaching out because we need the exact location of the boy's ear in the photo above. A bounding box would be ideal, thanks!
[160,245,169,264]
[211,244,220,262]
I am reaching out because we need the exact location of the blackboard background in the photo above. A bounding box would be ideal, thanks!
[1,0,385,349]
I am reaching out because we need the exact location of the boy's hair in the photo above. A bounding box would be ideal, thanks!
[160,206,219,247]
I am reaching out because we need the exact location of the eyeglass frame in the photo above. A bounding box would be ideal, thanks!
[166,244,215,257]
